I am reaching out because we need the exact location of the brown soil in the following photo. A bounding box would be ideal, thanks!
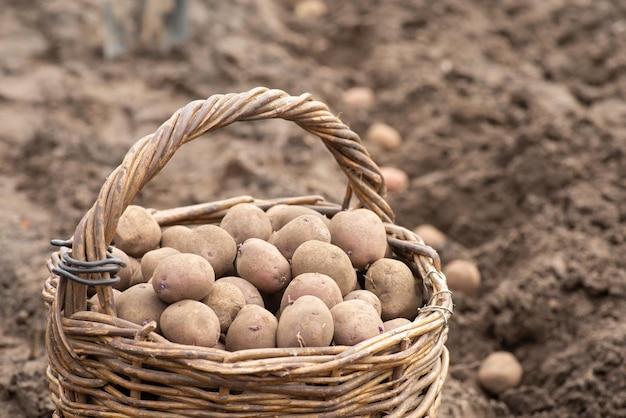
[1,1,625,417]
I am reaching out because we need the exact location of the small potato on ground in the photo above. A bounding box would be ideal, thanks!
[478,351,523,395]
[443,259,481,297]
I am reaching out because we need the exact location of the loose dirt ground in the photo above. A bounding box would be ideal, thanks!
[1,1,625,417]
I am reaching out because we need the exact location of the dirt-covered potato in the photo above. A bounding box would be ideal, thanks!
[329,208,388,270]
[365,258,423,321]
[279,272,343,315]
[383,317,412,332]
[235,238,291,294]
[108,246,133,291]
[220,203,273,244]
[266,204,329,231]
[343,289,382,317]
[291,240,357,296]
[113,205,162,258]
[115,283,168,332]
[218,276,265,308]
[152,253,215,303]
[225,304,278,351]
[269,215,331,260]
[276,295,334,348]
[159,299,221,347]
[140,247,180,281]
[203,281,246,333]
[331,299,384,345]
[160,225,193,253]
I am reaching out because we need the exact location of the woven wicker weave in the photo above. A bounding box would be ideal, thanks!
[42,87,453,417]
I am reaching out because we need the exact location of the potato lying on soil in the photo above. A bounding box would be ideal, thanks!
[186,224,238,278]
[218,276,265,308]
[235,238,291,294]
[266,204,329,231]
[383,317,412,332]
[478,351,524,395]
[160,225,193,253]
[343,289,382,317]
[113,205,162,258]
[159,299,221,347]
[203,281,246,333]
[141,247,180,282]
[276,295,334,348]
[443,259,481,297]
[331,299,384,346]
[291,240,357,296]
[225,304,278,351]
[329,208,388,271]
[279,272,343,315]
[115,283,168,332]
[152,253,215,303]
[269,215,331,260]
[413,224,447,250]
[220,203,273,244]
[365,258,423,321]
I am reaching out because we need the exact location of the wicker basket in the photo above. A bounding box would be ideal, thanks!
[42,87,453,417]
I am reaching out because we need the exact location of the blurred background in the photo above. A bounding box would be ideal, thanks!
[0,1,625,417]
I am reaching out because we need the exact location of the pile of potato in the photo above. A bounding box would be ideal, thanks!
[89,203,425,350]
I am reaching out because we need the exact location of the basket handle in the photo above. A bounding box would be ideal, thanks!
[60,87,393,316]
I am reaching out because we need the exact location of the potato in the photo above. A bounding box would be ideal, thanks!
[88,289,122,313]
[218,276,265,308]
[279,272,343,315]
[291,240,357,296]
[225,304,278,351]
[220,203,272,244]
[331,299,384,346]
[383,317,412,332]
[343,289,382,317]
[269,215,331,260]
[159,299,221,347]
[115,283,168,332]
[140,247,180,281]
[365,122,402,150]
[342,86,375,111]
[160,225,193,252]
[329,208,388,271]
[127,256,147,287]
[276,295,334,348]
[478,351,524,395]
[186,224,237,278]
[235,238,291,294]
[152,253,215,303]
[443,259,481,297]
[413,224,447,250]
[380,166,409,192]
[364,258,423,320]
[113,205,162,258]
[266,204,329,231]
[109,246,133,291]
[203,281,246,333]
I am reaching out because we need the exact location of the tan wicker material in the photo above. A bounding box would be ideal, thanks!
[42,87,453,417]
